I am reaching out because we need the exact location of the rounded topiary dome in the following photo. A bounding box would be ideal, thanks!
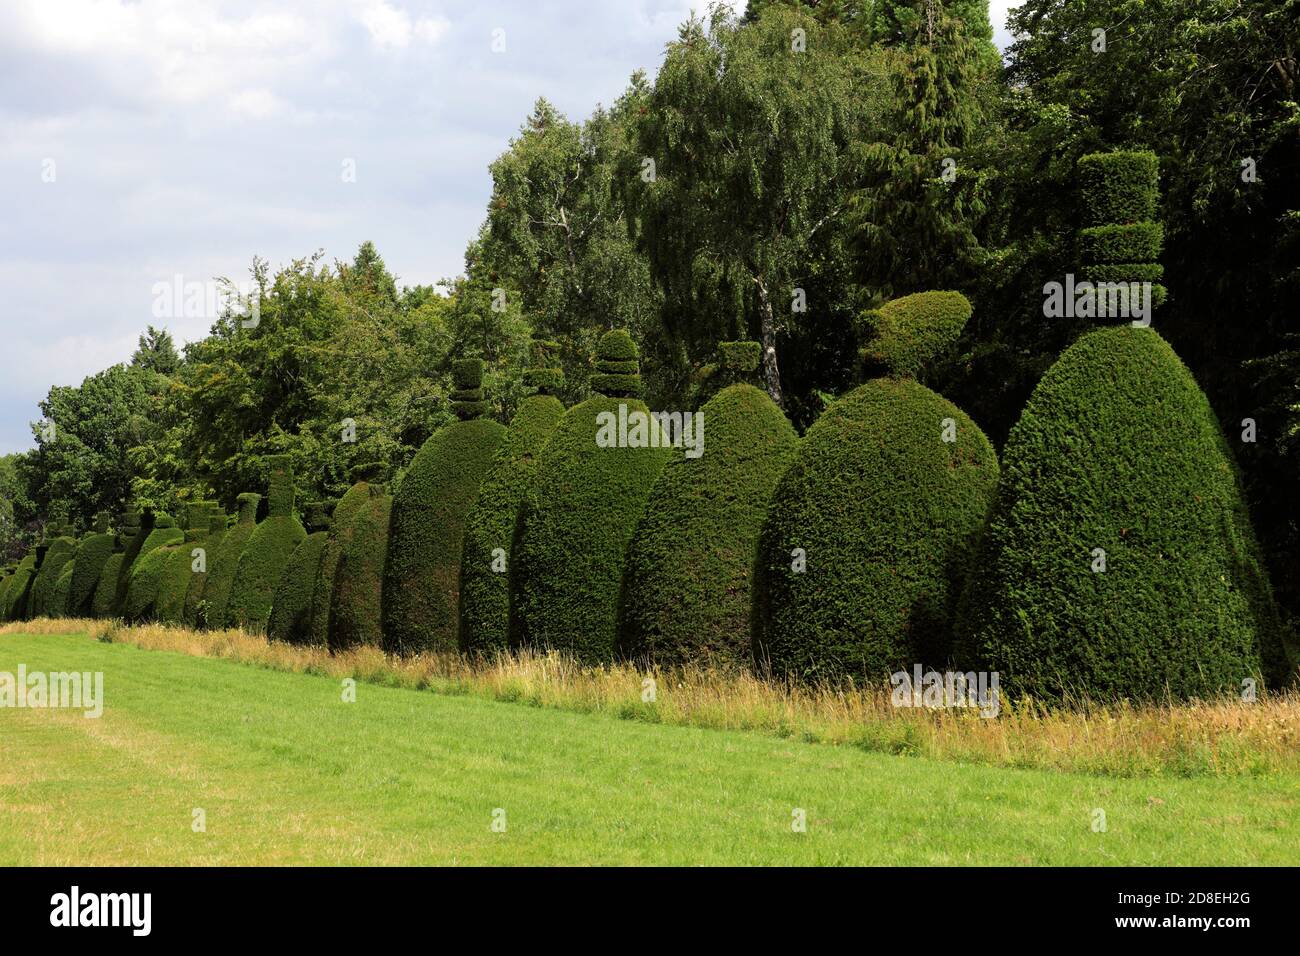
[382,374,506,654]
[858,290,972,379]
[306,466,383,647]
[509,332,669,662]
[199,493,260,628]
[329,489,392,651]
[226,457,307,630]
[619,345,799,669]
[28,533,77,618]
[956,326,1287,700]
[459,393,566,655]
[755,376,999,682]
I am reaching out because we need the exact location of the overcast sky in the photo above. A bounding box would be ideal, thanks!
[0,0,1018,454]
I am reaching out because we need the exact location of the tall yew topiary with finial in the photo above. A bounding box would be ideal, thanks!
[154,502,218,624]
[111,509,152,616]
[68,513,115,617]
[123,512,184,622]
[956,153,1290,701]
[227,456,307,631]
[460,340,567,655]
[330,486,392,651]
[382,359,506,654]
[510,329,670,663]
[1077,150,1167,315]
[620,341,799,669]
[200,493,260,629]
[755,292,999,683]
[183,508,228,626]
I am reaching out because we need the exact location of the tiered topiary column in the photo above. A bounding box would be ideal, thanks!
[226,457,307,631]
[460,340,567,655]
[509,330,670,663]
[382,359,506,654]
[1078,150,1167,316]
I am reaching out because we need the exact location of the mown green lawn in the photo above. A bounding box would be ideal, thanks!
[0,631,1296,865]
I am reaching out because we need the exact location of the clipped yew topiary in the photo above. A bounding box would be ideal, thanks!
[268,502,332,645]
[1078,150,1167,313]
[51,564,74,617]
[620,344,799,669]
[123,514,184,622]
[329,490,392,651]
[460,346,567,655]
[226,457,307,631]
[111,510,151,616]
[67,513,115,617]
[183,511,229,626]
[4,552,40,620]
[956,326,1286,701]
[383,360,506,654]
[306,465,384,647]
[90,552,125,619]
[154,502,218,624]
[754,291,999,683]
[28,529,77,618]
[200,494,260,628]
[509,330,670,663]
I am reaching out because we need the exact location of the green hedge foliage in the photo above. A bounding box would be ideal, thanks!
[590,329,642,397]
[28,536,78,618]
[858,291,972,379]
[267,531,328,644]
[183,512,228,626]
[51,564,74,617]
[200,494,260,629]
[67,522,116,617]
[90,552,125,619]
[123,526,181,624]
[226,458,306,631]
[111,511,151,616]
[1079,222,1163,263]
[307,469,381,647]
[956,326,1286,700]
[459,394,566,655]
[383,417,506,654]
[329,492,392,650]
[3,554,38,620]
[754,377,999,682]
[1078,150,1159,226]
[509,395,670,662]
[620,382,799,669]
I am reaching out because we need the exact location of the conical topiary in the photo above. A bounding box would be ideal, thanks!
[226,457,307,631]
[329,487,392,651]
[956,325,1288,700]
[620,342,799,669]
[382,359,506,654]
[510,329,671,663]
[268,501,332,645]
[755,292,999,682]
[200,494,260,628]
[460,342,567,655]
[306,464,384,647]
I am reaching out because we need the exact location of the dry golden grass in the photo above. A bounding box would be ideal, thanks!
[5,617,1298,778]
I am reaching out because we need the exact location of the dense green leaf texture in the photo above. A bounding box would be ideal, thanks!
[268,531,328,644]
[3,555,37,620]
[510,396,670,663]
[460,395,566,655]
[201,499,259,629]
[307,480,376,647]
[225,516,307,631]
[756,378,999,682]
[90,553,125,619]
[383,419,506,654]
[859,290,972,379]
[620,384,799,669]
[330,494,392,651]
[67,532,115,616]
[957,327,1287,700]
[123,541,180,623]
[28,537,77,618]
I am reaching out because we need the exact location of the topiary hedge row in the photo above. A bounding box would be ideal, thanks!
[123,514,184,622]
[268,502,331,645]
[329,489,391,651]
[67,514,116,617]
[307,465,383,647]
[200,494,259,628]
